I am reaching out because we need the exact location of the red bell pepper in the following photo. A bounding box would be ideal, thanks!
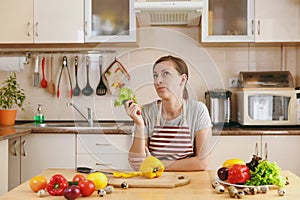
[46,174,69,196]
[228,164,250,184]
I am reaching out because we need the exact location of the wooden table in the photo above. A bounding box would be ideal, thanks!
[1,169,300,200]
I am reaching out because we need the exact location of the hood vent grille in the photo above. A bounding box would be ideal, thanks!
[149,11,193,25]
[135,1,203,26]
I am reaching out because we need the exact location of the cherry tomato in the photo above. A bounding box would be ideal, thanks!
[78,180,95,197]
[72,174,86,183]
[29,176,47,192]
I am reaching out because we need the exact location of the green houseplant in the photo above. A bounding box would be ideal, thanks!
[0,72,26,126]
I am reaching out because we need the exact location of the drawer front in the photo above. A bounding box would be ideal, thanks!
[77,134,131,154]
[76,154,131,170]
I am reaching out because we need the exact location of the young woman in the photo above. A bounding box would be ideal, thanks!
[125,55,212,171]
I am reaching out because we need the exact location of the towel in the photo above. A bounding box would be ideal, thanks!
[0,56,26,71]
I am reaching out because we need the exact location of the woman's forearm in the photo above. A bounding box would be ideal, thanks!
[129,125,147,155]
[163,155,210,171]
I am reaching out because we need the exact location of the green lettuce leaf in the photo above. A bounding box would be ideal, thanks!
[114,87,138,107]
[245,160,286,188]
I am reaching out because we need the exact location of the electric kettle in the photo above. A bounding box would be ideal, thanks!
[205,89,232,124]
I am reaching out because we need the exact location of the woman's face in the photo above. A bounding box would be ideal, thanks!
[153,60,186,99]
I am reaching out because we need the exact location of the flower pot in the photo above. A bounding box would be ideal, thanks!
[0,109,17,126]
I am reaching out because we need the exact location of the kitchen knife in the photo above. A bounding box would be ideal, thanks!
[33,56,40,87]
[76,167,142,178]
[76,167,114,175]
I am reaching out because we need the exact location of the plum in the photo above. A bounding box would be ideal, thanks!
[217,167,228,181]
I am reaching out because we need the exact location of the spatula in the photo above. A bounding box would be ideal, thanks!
[41,57,47,88]
[96,56,107,95]
[47,55,56,95]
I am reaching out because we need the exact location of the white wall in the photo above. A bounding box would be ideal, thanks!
[0,27,299,121]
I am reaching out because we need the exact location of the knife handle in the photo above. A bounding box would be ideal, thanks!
[35,56,39,72]
[76,167,95,173]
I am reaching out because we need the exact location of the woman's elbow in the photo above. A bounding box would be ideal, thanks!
[197,155,210,170]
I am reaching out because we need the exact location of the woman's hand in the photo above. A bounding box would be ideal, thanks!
[125,100,143,126]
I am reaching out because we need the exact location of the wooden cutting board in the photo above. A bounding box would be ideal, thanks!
[107,172,190,188]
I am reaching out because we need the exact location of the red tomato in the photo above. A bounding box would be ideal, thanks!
[78,180,95,197]
[72,174,86,183]
[29,176,47,192]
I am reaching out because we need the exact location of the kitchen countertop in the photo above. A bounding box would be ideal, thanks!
[0,169,299,199]
[0,126,31,141]
[213,124,300,136]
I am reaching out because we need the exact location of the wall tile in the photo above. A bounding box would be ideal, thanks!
[0,28,299,122]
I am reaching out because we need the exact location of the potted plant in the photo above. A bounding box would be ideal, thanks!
[0,72,26,126]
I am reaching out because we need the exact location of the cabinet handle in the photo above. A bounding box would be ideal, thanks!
[84,21,87,36]
[251,20,254,35]
[21,140,26,156]
[12,140,18,156]
[35,22,39,37]
[26,22,30,37]
[95,162,112,166]
[264,142,268,160]
[257,20,261,35]
[95,143,112,146]
[255,142,259,156]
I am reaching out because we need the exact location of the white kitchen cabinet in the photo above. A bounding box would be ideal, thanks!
[254,0,300,42]
[208,135,261,170]
[34,0,84,43]
[76,134,132,170]
[0,140,8,196]
[8,134,76,190]
[0,0,33,43]
[84,0,136,42]
[208,134,300,176]
[201,0,300,43]
[0,0,84,43]
[262,135,300,176]
[201,0,254,42]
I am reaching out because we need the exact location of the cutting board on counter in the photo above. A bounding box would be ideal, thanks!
[107,172,190,188]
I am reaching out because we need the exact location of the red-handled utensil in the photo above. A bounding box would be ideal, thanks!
[41,57,47,88]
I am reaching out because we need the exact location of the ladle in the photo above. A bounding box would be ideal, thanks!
[82,56,93,96]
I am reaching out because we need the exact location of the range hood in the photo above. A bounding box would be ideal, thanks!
[134,0,203,26]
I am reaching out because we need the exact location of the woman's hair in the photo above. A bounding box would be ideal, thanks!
[153,55,189,99]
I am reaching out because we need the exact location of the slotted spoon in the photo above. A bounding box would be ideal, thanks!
[96,56,107,95]
[73,56,81,96]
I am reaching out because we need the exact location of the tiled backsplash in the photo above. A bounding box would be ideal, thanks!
[0,27,299,122]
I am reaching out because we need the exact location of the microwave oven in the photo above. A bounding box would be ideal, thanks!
[237,89,300,126]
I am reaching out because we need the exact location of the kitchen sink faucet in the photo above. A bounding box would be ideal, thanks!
[66,102,93,127]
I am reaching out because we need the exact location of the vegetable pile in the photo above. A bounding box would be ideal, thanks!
[214,155,288,198]
[217,155,286,188]
[29,156,164,199]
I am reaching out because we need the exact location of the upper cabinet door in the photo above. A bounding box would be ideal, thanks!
[0,0,34,43]
[201,0,254,42]
[84,0,136,42]
[201,0,300,43]
[254,0,300,42]
[34,0,84,43]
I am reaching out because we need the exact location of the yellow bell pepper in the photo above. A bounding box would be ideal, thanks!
[222,158,245,169]
[113,171,142,178]
[139,156,164,179]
